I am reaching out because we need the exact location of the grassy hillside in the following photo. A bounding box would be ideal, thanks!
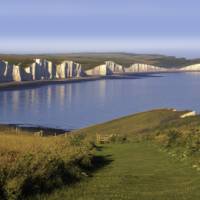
[1,53,200,69]
[75,109,187,140]
[40,142,200,200]
[2,109,200,200]
[38,109,200,200]
[76,109,200,165]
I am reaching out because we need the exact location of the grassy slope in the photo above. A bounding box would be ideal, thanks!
[2,109,200,199]
[1,53,200,69]
[41,142,200,200]
[75,109,188,140]
[37,109,200,200]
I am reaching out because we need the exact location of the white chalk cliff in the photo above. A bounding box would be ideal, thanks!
[85,64,112,76]
[0,61,23,82]
[85,61,124,76]
[56,60,84,79]
[2,59,198,84]
[30,59,57,80]
[106,61,124,73]
[180,64,200,71]
[0,59,84,83]
[125,63,167,73]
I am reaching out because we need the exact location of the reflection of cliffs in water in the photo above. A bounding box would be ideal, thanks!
[0,59,84,82]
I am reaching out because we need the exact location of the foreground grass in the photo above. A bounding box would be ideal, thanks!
[36,109,200,200]
[39,142,200,200]
[2,109,200,199]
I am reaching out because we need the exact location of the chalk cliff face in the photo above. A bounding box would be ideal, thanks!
[85,61,124,76]
[106,61,124,73]
[180,64,200,71]
[12,65,22,81]
[0,61,20,82]
[0,59,84,83]
[0,61,9,82]
[85,64,112,76]
[125,63,167,73]
[56,61,84,78]
[30,59,57,80]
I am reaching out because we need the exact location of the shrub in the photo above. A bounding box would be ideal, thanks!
[186,131,200,154]
[154,134,169,147]
[68,133,87,146]
[0,133,94,199]
[109,134,127,143]
[166,130,182,147]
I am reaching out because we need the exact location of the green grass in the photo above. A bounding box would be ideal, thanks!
[2,109,200,199]
[38,142,200,200]
[75,109,188,140]
[33,109,200,200]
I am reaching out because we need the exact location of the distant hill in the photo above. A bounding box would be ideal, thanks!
[1,52,200,70]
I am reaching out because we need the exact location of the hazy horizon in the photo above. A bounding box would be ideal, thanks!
[1,0,200,58]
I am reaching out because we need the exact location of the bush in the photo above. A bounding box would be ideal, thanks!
[154,134,169,147]
[166,130,182,147]
[69,133,87,146]
[186,131,200,154]
[109,134,128,143]
[0,133,94,200]
[153,130,182,148]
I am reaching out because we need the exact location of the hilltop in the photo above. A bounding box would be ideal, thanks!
[1,52,200,70]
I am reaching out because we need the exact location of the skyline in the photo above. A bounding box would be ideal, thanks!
[1,0,200,58]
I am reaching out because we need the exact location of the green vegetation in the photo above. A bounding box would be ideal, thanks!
[38,109,200,200]
[1,53,200,69]
[0,130,95,200]
[2,109,200,199]
[76,108,187,141]
[39,142,200,200]
[0,56,34,68]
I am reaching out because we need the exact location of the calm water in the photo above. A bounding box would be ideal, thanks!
[1,72,200,130]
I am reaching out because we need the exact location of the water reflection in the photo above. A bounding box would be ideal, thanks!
[98,80,107,101]
[1,73,200,129]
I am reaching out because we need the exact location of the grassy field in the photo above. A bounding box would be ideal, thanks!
[39,142,200,200]
[2,109,200,199]
[29,109,200,200]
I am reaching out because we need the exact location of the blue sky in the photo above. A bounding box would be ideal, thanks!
[1,0,200,57]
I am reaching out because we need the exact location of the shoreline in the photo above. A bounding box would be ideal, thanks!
[0,73,160,91]
[0,76,105,91]
[0,123,69,135]
[0,71,199,91]
[0,108,196,136]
